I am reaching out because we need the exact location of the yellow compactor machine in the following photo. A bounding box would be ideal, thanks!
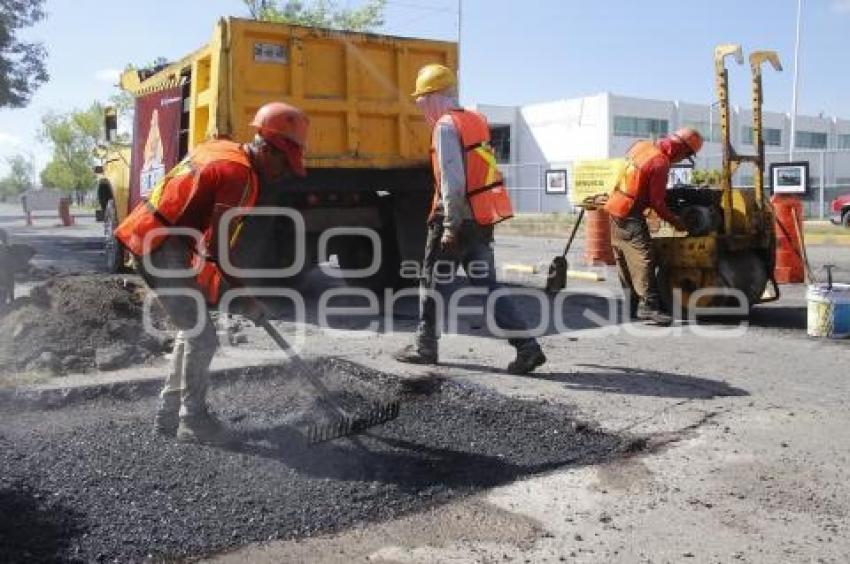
[653,44,783,311]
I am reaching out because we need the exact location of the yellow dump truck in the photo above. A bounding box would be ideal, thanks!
[96,17,457,286]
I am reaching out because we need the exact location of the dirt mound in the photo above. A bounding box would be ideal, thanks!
[0,275,173,376]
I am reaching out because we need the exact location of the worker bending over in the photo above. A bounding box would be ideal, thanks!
[394,64,546,374]
[115,102,309,444]
[604,128,703,325]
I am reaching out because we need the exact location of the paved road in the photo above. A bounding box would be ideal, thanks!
[2,216,850,561]
[1,203,104,280]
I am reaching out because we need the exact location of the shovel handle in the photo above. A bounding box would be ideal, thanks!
[561,208,586,258]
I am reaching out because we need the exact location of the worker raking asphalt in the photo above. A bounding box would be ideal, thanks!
[0,358,630,561]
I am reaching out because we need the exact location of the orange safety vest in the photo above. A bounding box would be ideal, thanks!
[114,139,258,303]
[430,109,513,226]
[604,140,669,219]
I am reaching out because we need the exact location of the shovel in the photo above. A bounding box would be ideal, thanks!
[545,208,585,295]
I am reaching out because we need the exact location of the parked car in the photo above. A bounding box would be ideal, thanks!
[830,194,850,227]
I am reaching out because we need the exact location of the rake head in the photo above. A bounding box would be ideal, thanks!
[302,401,400,444]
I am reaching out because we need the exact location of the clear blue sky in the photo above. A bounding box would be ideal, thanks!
[1,0,848,175]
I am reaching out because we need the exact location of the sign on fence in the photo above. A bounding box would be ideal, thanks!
[571,159,627,205]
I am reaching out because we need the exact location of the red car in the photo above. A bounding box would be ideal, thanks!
[831,194,850,227]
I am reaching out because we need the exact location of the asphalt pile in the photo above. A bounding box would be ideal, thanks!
[0,275,173,376]
[0,358,628,561]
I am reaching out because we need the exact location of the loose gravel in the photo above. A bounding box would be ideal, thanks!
[1,358,628,562]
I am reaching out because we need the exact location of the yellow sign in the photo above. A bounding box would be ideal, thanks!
[571,158,628,206]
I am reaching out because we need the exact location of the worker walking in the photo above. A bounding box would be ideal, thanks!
[394,64,546,374]
[115,102,309,444]
[603,128,702,325]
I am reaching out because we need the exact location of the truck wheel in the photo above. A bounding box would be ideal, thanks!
[103,199,124,273]
[337,229,402,293]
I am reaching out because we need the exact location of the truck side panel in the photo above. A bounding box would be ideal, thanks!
[188,18,457,170]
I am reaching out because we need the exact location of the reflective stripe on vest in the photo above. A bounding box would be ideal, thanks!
[114,140,257,304]
[115,140,254,258]
[429,109,514,226]
[604,140,667,218]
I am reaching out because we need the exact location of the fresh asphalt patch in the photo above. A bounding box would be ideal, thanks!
[0,358,630,562]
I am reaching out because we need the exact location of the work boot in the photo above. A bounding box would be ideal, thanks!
[507,341,547,375]
[153,391,180,437]
[393,343,438,365]
[636,303,673,326]
[176,410,234,446]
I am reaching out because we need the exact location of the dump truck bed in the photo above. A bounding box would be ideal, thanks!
[122,17,458,170]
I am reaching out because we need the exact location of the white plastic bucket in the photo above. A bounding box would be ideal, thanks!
[807,283,850,338]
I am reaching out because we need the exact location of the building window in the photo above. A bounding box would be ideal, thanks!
[838,134,850,150]
[795,130,827,149]
[613,116,669,139]
[681,121,721,143]
[741,126,782,146]
[489,125,511,163]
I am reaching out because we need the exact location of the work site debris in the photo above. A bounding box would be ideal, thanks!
[0,275,173,376]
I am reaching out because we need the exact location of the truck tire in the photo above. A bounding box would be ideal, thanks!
[103,199,124,273]
[337,227,402,293]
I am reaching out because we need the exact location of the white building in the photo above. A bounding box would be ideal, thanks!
[476,93,850,216]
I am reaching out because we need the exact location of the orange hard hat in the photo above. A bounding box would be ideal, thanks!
[251,102,310,150]
[670,127,703,156]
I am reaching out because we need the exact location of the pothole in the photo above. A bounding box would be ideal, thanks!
[1,358,632,561]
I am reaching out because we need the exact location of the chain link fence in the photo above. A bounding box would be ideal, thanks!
[696,150,850,220]
[500,150,850,219]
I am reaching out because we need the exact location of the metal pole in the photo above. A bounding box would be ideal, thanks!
[456,0,462,101]
[820,150,826,219]
[790,0,802,160]
[708,107,712,144]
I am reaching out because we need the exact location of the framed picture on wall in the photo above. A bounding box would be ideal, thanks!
[545,169,568,194]
[770,162,809,195]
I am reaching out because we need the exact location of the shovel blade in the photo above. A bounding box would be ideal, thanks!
[545,256,568,295]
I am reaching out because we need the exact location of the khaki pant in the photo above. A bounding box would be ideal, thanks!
[135,237,219,416]
[610,216,661,313]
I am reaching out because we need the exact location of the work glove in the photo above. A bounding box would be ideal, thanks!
[440,227,459,254]
[671,217,690,235]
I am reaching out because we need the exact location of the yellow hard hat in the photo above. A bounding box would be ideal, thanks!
[411,64,456,98]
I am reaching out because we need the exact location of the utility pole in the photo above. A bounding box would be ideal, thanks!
[789,0,802,160]
[457,0,462,101]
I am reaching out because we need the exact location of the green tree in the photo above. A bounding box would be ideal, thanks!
[107,57,169,137]
[244,0,386,31]
[691,169,722,187]
[0,0,48,108]
[0,153,34,201]
[39,102,104,193]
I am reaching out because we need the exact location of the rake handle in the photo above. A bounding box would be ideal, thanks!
[257,318,346,414]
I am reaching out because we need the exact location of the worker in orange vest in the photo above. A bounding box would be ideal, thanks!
[394,64,546,374]
[115,102,309,444]
[603,127,702,325]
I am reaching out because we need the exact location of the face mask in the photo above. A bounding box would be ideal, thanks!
[416,93,456,126]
